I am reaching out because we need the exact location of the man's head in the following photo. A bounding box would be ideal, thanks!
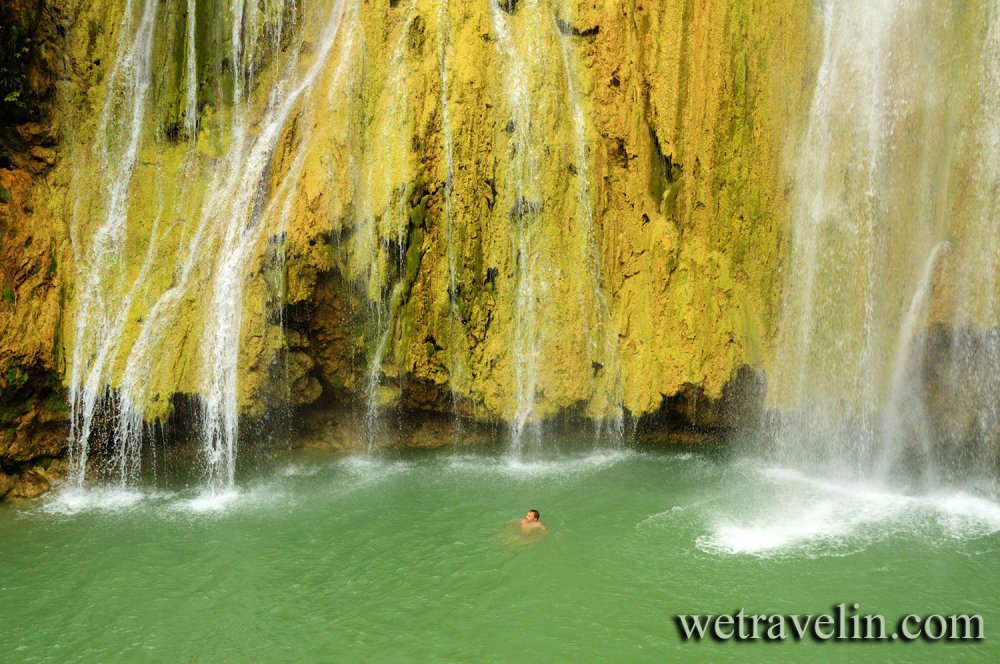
[526,509,540,521]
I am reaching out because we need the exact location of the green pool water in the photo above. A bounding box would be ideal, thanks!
[2,442,998,662]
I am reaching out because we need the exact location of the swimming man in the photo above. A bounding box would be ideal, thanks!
[520,509,547,534]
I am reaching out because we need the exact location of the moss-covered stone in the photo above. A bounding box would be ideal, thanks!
[0,0,822,458]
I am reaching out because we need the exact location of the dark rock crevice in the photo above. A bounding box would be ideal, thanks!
[555,16,600,38]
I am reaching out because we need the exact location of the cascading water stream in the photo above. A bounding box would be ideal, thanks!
[772,0,899,430]
[923,0,1000,485]
[67,0,160,486]
[770,0,999,489]
[183,0,197,138]
[437,0,467,424]
[555,12,624,444]
[490,1,626,453]
[67,0,353,494]
[196,0,350,490]
[360,0,419,451]
[877,240,950,481]
[489,0,542,453]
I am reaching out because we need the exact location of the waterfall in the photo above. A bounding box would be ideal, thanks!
[488,1,623,453]
[66,0,353,491]
[555,11,624,444]
[183,0,197,138]
[489,0,544,452]
[438,0,466,424]
[933,0,1000,482]
[58,0,748,491]
[877,240,950,482]
[67,0,160,486]
[771,0,999,487]
[191,0,349,489]
[359,0,419,451]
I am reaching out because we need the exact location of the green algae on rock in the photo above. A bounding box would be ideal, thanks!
[45,0,812,428]
[0,0,820,492]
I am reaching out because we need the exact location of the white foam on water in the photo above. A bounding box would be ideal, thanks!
[172,488,243,514]
[42,486,154,515]
[636,505,693,530]
[697,464,1000,558]
[337,456,414,483]
[168,483,286,515]
[39,482,292,518]
[279,463,322,478]
[918,491,1000,539]
[445,448,636,479]
[36,484,250,518]
[698,503,886,558]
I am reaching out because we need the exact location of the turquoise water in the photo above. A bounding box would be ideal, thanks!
[2,442,998,662]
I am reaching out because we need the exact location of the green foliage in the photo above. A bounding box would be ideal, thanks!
[0,182,10,204]
[0,21,35,121]
[404,197,429,284]
[44,390,68,413]
[2,278,13,305]
[0,366,67,429]
[1,364,30,425]
[263,234,287,310]
[5,363,28,391]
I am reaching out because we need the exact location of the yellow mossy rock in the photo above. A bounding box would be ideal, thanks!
[6,0,816,428]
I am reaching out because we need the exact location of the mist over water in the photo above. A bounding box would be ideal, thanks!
[3,444,998,661]
[769,0,1000,493]
[683,0,1000,566]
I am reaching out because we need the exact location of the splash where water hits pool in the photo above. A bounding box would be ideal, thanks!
[2,441,997,663]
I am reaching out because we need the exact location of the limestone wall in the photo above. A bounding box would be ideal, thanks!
[0,0,818,489]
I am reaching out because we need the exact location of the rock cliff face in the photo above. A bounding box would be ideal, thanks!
[0,0,817,493]
[0,0,72,497]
